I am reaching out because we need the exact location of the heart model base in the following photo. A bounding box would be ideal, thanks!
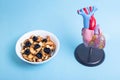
[74,43,105,67]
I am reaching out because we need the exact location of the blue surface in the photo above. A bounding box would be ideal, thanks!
[0,0,120,80]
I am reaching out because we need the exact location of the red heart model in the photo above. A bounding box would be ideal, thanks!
[89,15,96,30]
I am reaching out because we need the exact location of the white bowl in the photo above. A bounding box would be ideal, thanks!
[15,30,60,64]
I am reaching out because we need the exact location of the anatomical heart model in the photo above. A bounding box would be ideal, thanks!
[74,6,106,67]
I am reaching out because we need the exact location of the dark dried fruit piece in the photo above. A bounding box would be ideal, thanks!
[34,44,40,49]
[32,36,38,42]
[24,49,30,55]
[36,52,42,59]
[42,39,47,43]
[24,41,31,47]
[44,47,51,54]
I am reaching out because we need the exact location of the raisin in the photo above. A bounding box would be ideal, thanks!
[34,44,40,49]
[44,47,51,54]
[36,52,42,59]
[32,36,38,42]
[24,49,30,55]
[42,39,47,43]
[24,41,31,47]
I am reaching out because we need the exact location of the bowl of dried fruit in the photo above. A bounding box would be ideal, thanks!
[16,30,60,64]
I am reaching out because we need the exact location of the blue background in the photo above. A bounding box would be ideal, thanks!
[0,0,120,80]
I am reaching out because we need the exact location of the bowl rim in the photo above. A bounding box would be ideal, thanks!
[15,30,60,64]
